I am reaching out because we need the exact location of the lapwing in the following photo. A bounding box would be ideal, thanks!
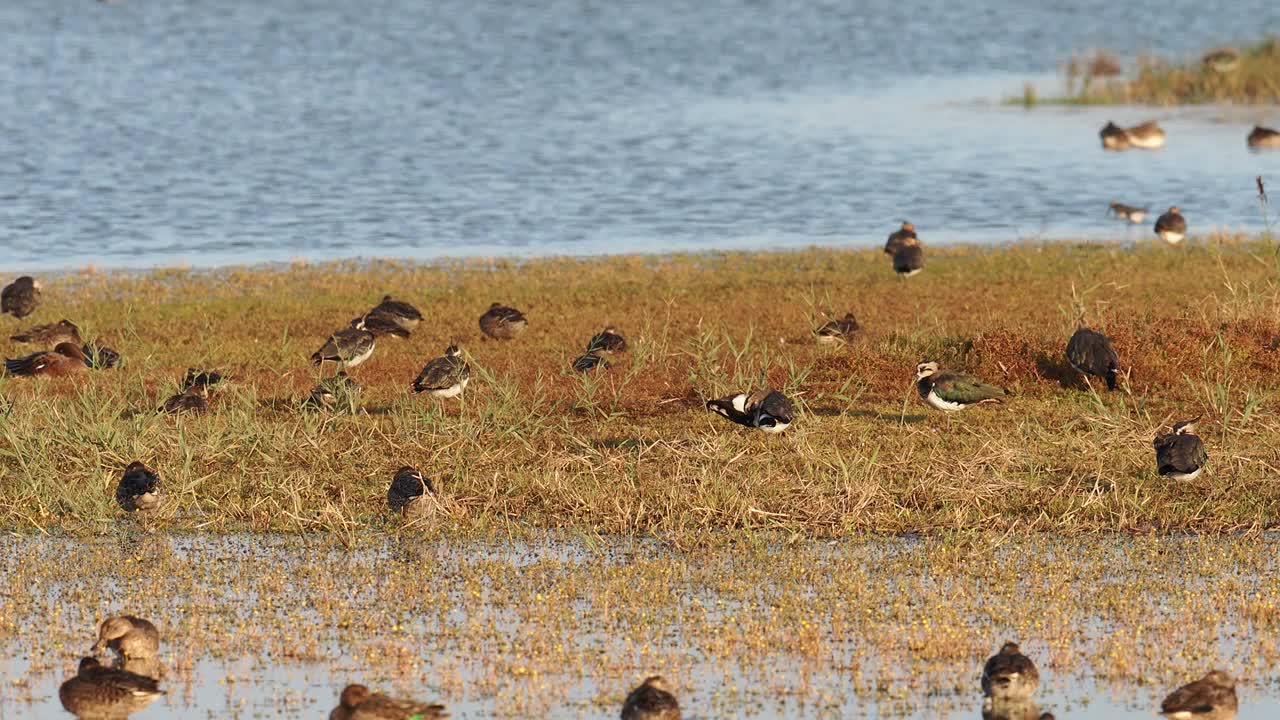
[478,303,527,340]
[182,368,225,394]
[1066,327,1121,390]
[4,342,89,378]
[82,343,120,369]
[116,462,160,513]
[10,319,80,346]
[707,389,796,433]
[1108,202,1147,224]
[915,361,1009,412]
[982,642,1040,702]
[59,657,164,719]
[885,221,917,255]
[386,466,441,520]
[1247,126,1280,150]
[305,371,361,411]
[1160,670,1237,720]
[93,616,160,661]
[311,319,376,368]
[587,326,628,354]
[368,295,423,332]
[1100,122,1131,150]
[160,388,208,415]
[892,235,925,277]
[329,684,448,720]
[1202,48,1240,73]
[1154,206,1187,244]
[357,312,411,339]
[411,345,470,398]
[1,276,40,319]
[1154,418,1207,481]
[573,352,609,372]
[1126,121,1166,149]
[815,312,861,344]
[621,676,682,720]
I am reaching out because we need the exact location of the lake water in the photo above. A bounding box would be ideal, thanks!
[2,0,1280,271]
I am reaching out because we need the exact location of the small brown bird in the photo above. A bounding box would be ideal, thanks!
[387,466,442,519]
[1108,202,1147,224]
[1248,126,1280,150]
[329,683,448,720]
[478,303,527,340]
[1202,48,1240,73]
[892,235,924,276]
[815,312,861,344]
[1125,121,1167,149]
[1154,418,1207,481]
[4,342,89,377]
[1154,206,1187,244]
[1,276,41,318]
[884,221,917,255]
[621,676,681,720]
[93,615,160,660]
[1100,121,1131,150]
[587,326,628,354]
[305,372,362,411]
[59,657,164,719]
[982,641,1039,702]
[116,462,160,513]
[160,388,208,415]
[1160,670,1237,720]
[10,319,80,346]
[182,369,225,394]
[82,343,121,369]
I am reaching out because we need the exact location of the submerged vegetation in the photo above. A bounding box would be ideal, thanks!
[2,237,1280,538]
[1019,38,1280,105]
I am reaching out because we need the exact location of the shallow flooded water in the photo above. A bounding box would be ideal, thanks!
[4,0,1280,270]
[2,532,1277,718]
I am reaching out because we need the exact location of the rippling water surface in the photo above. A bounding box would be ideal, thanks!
[2,0,1280,269]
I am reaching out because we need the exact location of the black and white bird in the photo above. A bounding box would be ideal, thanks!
[368,295,423,332]
[304,371,361,411]
[815,312,861,344]
[116,462,160,513]
[915,361,1009,412]
[1154,206,1187,244]
[357,313,412,339]
[1,276,41,319]
[1066,327,1121,390]
[884,221,917,255]
[387,466,440,519]
[892,235,925,277]
[1108,202,1147,224]
[587,326,627,354]
[621,676,681,720]
[572,352,609,373]
[412,345,470,398]
[311,319,376,368]
[1160,670,1237,720]
[707,389,796,433]
[479,303,528,340]
[10,319,80,346]
[1154,418,1207,481]
[982,642,1039,702]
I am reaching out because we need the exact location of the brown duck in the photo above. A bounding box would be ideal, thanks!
[329,684,448,719]
[4,342,89,377]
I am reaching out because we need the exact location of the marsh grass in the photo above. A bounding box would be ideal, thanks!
[2,240,1280,538]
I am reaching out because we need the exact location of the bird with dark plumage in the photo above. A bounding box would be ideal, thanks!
[1248,126,1280,150]
[368,295,422,332]
[587,326,627,354]
[59,657,164,719]
[412,345,470,398]
[1108,202,1147,224]
[1100,122,1130,150]
[387,466,441,519]
[892,235,925,276]
[1154,418,1207,481]
[312,319,376,368]
[1160,670,1237,720]
[982,642,1039,702]
[358,313,412,339]
[1066,327,1121,390]
[4,342,89,378]
[815,312,861,344]
[305,372,361,411]
[329,683,448,720]
[573,352,609,372]
[82,342,121,369]
[707,389,795,433]
[621,676,681,720]
[885,221,917,255]
[93,615,160,661]
[1,276,41,318]
[182,369,225,394]
[915,361,1009,412]
[478,303,527,340]
[116,462,160,513]
[10,319,80,346]
[161,389,208,415]
[1154,206,1187,244]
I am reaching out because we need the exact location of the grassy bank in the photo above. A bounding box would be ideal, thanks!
[1019,38,1280,105]
[3,236,1280,537]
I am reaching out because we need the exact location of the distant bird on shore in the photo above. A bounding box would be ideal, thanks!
[982,642,1039,702]
[815,312,861,344]
[621,676,682,720]
[368,295,422,332]
[707,388,795,433]
[1066,327,1121,390]
[82,342,120,369]
[915,361,1008,412]
[1125,121,1167,149]
[479,303,528,340]
[1108,202,1147,224]
[892,235,925,277]
[329,684,447,720]
[1160,670,1237,720]
[572,352,609,372]
[1154,418,1207,481]
[1202,47,1241,73]
[587,326,628,354]
[312,320,376,368]
[1154,206,1187,244]
[93,615,160,661]
[1,276,41,319]
[10,319,80,346]
[1100,122,1131,150]
[4,342,88,377]
[305,371,361,411]
[116,462,160,513]
[59,657,164,719]
[412,345,470,398]
[387,466,441,519]
[1248,126,1280,150]
[884,221,917,255]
